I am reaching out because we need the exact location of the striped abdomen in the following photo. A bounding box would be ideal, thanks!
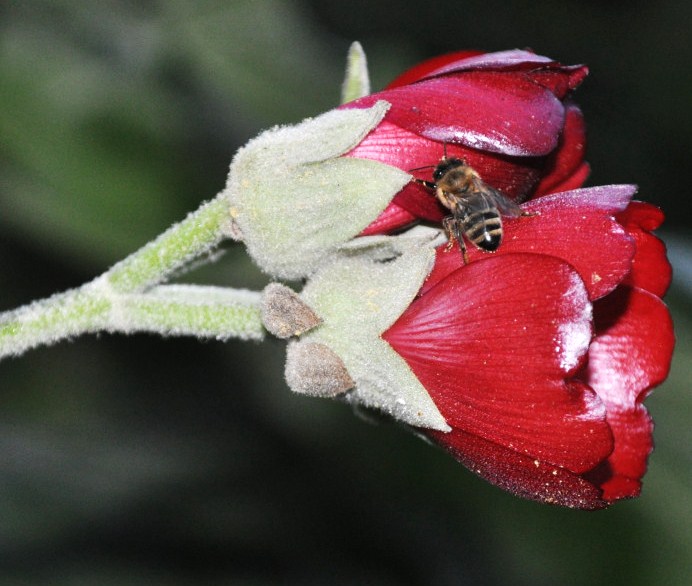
[458,196,503,252]
[460,208,502,252]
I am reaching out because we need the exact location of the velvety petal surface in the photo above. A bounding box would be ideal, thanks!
[616,202,672,297]
[533,103,588,196]
[522,66,589,99]
[348,121,544,201]
[396,49,588,98]
[580,286,674,501]
[385,50,485,88]
[345,73,566,157]
[417,49,556,76]
[425,426,608,509]
[421,185,637,300]
[384,254,613,473]
[359,202,417,236]
[543,162,591,195]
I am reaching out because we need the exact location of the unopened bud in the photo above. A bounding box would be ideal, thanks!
[223,101,411,279]
[261,283,321,338]
[285,341,355,397]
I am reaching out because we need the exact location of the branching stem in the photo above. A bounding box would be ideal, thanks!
[0,194,265,360]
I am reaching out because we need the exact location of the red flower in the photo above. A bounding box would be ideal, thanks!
[341,50,590,234]
[382,185,674,509]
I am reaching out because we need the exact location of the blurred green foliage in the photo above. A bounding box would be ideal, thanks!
[0,1,690,584]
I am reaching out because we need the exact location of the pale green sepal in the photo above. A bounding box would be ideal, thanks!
[341,337,447,430]
[297,239,450,431]
[225,101,411,279]
[341,41,371,103]
[337,225,446,263]
[228,100,390,173]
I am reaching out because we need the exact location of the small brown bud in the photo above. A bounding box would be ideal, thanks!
[285,342,355,397]
[261,283,321,339]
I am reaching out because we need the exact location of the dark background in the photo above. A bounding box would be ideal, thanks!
[0,1,690,584]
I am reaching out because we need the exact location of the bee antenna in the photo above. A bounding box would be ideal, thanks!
[443,141,448,160]
[408,164,436,173]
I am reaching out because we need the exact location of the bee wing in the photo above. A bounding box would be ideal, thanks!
[486,187,525,218]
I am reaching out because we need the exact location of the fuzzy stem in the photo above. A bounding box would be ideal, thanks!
[116,285,264,340]
[0,284,111,359]
[0,281,264,360]
[0,193,266,361]
[107,195,232,293]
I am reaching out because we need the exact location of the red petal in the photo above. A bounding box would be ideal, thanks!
[426,427,607,509]
[345,72,565,157]
[347,121,544,227]
[386,50,485,88]
[523,66,589,99]
[359,203,417,236]
[540,161,591,194]
[580,286,674,501]
[585,286,674,411]
[422,185,637,300]
[392,182,445,222]
[405,50,588,99]
[384,254,613,473]
[619,200,665,231]
[584,406,653,501]
[410,50,555,78]
[616,202,672,297]
[533,103,588,196]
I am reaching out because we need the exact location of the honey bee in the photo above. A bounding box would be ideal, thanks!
[414,156,531,263]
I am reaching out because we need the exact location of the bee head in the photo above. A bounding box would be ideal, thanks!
[433,157,466,181]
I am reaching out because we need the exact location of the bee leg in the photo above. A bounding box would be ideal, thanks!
[442,217,469,264]
[459,238,470,265]
[521,210,539,217]
[442,216,457,251]
[412,178,436,190]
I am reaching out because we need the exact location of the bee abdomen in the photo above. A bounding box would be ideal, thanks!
[465,211,502,251]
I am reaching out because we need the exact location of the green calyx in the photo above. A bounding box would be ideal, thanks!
[286,231,450,432]
[224,100,411,279]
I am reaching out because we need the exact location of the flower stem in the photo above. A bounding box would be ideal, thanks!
[0,285,111,359]
[107,195,232,293]
[115,285,264,340]
[0,193,265,361]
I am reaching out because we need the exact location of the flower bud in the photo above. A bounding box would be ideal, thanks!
[279,232,450,431]
[224,101,411,279]
[260,283,321,339]
[285,342,354,398]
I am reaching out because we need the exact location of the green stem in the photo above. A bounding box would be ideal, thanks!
[0,193,266,361]
[117,285,264,340]
[0,284,111,359]
[0,281,264,360]
[107,195,232,293]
